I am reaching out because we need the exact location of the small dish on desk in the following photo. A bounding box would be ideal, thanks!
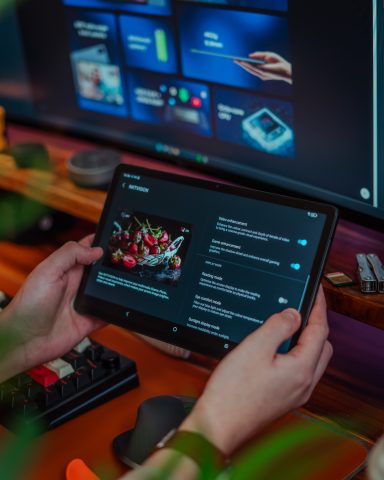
[67,149,121,189]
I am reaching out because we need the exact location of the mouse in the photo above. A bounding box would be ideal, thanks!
[113,395,196,468]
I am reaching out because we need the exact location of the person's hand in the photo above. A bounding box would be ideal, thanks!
[181,287,332,456]
[235,51,292,84]
[1,236,104,374]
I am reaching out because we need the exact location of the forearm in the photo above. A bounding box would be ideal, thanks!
[120,449,199,480]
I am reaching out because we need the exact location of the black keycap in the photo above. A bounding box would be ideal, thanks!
[37,387,60,409]
[57,379,76,398]
[10,373,31,389]
[8,389,26,409]
[16,400,40,418]
[101,352,120,370]
[89,364,105,383]
[73,368,92,391]
[24,382,44,400]
[85,344,104,361]
[63,352,87,369]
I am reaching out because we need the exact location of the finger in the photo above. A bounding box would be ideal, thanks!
[250,51,284,63]
[235,61,266,79]
[79,234,96,247]
[39,241,103,280]
[249,51,269,60]
[288,289,329,369]
[313,284,326,312]
[243,309,301,357]
[256,63,284,73]
[310,340,333,389]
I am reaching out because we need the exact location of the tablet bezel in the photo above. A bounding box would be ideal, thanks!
[75,164,338,358]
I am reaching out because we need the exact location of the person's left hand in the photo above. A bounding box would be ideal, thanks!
[1,236,104,372]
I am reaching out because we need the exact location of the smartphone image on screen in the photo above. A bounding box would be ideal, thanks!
[190,48,266,65]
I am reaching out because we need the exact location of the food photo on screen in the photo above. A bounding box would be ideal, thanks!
[75,61,125,106]
[104,210,192,286]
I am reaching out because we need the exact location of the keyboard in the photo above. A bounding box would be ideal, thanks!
[0,291,139,432]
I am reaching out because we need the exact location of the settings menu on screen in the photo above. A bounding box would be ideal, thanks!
[84,171,327,346]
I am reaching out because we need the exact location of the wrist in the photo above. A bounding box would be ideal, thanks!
[180,402,237,457]
[145,448,199,480]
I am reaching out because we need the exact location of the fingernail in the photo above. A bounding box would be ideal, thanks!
[282,309,299,323]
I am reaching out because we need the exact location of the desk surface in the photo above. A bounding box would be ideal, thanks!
[1,125,384,479]
[1,124,384,328]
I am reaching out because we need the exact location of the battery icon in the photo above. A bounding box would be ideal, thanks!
[155,29,168,63]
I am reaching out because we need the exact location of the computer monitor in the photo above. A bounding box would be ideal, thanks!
[0,0,382,227]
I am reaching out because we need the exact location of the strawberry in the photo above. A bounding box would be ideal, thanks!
[129,242,139,255]
[143,234,158,247]
[123,254,137,269]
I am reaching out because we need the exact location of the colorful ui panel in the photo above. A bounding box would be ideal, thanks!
[62,0,294,160]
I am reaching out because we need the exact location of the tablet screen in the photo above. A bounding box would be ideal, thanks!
[76,166,337,357]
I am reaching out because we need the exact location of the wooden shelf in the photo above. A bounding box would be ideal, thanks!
[1,139,384,329]
[324,220,384,328]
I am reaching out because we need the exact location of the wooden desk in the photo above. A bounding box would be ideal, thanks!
[1,124,384,329]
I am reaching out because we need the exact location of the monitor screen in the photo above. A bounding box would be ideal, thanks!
[0,0,382,225]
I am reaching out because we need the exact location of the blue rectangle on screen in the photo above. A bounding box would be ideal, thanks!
[119,16,177,74]
[129,73,212,136]
[67,10,128,117]
[214,87,295,158]
[178,5,292,97]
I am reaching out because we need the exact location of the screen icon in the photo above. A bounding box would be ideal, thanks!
[290,263,301,271]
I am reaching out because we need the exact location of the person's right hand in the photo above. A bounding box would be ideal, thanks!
[235,51,293,84]
[181,287,332,456]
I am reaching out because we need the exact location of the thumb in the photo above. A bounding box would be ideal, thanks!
[245,309,301,356]
[37,241,103,280]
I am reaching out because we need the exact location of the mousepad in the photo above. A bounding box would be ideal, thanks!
[230,411,368,480]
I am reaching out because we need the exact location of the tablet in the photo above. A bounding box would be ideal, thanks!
[75,165,338,358]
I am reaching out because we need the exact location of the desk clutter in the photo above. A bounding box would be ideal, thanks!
[356,253,384,294]
[0,335,139,433]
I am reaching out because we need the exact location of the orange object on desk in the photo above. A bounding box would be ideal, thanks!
[66,459,100,480]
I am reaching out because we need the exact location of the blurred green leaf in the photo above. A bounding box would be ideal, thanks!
[0,193,50,240]
[0,0,20,16]
[0,420,41,480]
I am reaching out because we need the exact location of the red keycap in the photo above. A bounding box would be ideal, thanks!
[28,366,59,387]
